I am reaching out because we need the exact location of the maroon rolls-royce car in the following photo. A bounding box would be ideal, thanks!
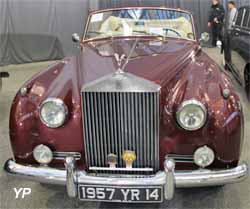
[4,7,248,203]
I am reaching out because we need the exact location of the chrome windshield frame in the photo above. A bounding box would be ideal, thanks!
[82,7,197,43]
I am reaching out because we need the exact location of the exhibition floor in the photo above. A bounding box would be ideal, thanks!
[0,48,249,209]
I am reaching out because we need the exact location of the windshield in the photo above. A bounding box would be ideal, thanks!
[85,8,195,41]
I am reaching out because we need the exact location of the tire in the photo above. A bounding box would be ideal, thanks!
[246,84,250,99]
[244,67,250,99]
[224,63,230,71]
[223,53,230,71]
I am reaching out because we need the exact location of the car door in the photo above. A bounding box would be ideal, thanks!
[230,7,250,83]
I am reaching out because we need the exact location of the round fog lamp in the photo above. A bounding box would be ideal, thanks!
[33,144,53,164]
[194,146,215,168]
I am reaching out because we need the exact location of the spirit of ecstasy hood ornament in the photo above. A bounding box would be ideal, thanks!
[114,38,139,74]
[114,53,126,73]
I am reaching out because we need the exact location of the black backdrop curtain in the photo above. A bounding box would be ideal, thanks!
[0,0,250,66]
[0,0,90,66]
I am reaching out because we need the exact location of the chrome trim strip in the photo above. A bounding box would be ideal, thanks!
[53,152,81,160]
[240,9,246,28]
[166,154,194,163]
[4,159,248,188]
[89,167,153,172]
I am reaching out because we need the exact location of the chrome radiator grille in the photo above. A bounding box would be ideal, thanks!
[82,91,160,173]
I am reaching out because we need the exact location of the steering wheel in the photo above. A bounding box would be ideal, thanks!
[163,28,181,38]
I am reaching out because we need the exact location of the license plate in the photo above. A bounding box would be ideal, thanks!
[78,185,163,203]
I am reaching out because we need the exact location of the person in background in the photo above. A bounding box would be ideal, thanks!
[208,0,225,47]
[227,1,237,30]
[224,1,237,63]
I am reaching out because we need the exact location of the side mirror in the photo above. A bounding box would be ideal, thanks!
[200,32,210,43]
[72,33,80,43]
[0,72,9,78]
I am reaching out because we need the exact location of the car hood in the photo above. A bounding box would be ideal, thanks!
[77,38,198,87]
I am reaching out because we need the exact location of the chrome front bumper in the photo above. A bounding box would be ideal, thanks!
[4,158,248,201]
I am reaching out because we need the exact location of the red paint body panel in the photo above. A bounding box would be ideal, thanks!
[9,37,243,170]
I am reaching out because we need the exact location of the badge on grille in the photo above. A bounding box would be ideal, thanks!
[122,150,136,169]
[107,153,117,168]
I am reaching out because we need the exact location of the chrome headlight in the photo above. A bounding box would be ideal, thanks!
[40,98,68,128]
[194,146,215,168]
[176,99,207,131]
[33,144,53,164]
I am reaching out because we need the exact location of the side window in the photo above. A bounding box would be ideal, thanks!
[235,8,244,27]
[242,8,250,28]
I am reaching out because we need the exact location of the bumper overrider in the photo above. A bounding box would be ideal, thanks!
[4,157,248,202]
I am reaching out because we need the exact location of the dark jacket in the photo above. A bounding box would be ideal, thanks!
[209,3,225,25]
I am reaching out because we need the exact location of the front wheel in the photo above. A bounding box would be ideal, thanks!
[245,67,250,99]
[223,53,230,71]
[246,81,250,100]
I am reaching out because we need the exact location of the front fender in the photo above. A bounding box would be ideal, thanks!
[9,59,86,169]
[159,52,243,169]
